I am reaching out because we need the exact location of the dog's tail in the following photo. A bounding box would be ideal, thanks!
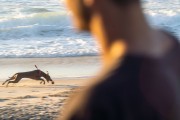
[35,65,39,70]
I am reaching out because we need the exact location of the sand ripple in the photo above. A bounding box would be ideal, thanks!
[0,89,75,120]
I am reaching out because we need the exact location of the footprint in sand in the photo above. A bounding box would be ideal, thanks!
[31,90,39,92]
[8,91,14,93]
[7,103,18,105]
[0,99,9,102]
[15,95,38,99]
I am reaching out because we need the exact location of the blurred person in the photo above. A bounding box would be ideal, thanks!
[60,0,180,120]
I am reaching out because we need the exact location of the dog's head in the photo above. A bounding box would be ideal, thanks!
[45,71,55,84]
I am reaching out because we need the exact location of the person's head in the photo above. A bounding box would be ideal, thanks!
[66,0,144,64]
[44,71,55,84]
[66,0,140,31]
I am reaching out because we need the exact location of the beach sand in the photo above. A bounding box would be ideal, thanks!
[0,56,101,120]
[0,79,88,120]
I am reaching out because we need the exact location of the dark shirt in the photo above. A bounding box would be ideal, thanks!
[63,33,180,120]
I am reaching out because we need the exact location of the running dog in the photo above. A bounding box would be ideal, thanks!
[2,69,54,87]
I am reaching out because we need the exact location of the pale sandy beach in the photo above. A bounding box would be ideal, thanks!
[0,57,101,120]
[0,79,88,120]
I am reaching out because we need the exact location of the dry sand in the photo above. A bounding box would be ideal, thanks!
[0,79,88,120]
[0,56,101,119]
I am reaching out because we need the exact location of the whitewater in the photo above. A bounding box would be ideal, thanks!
[0,0,179,58]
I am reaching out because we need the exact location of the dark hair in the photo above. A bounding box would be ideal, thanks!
[113,0,140,5]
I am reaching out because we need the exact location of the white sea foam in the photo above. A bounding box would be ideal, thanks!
[0,12,70,39]
[143,0,180,37]
[0,0,179,58]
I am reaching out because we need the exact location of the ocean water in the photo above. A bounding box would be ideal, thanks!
[0,0,179,58]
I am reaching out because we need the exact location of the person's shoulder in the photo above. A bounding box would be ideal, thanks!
[160,29,180,58]
[161,29,180,48]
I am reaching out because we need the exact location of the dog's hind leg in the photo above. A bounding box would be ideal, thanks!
[2,73,18,86]
[6,81,16,87]
[6,76,22,87]
[2,79,12,85]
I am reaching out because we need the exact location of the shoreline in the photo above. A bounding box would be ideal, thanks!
[0,56,101,80]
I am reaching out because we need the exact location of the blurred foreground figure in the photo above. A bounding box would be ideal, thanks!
[60,0,180,120]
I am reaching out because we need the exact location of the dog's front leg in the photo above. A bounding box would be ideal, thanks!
[39,78,45,85]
